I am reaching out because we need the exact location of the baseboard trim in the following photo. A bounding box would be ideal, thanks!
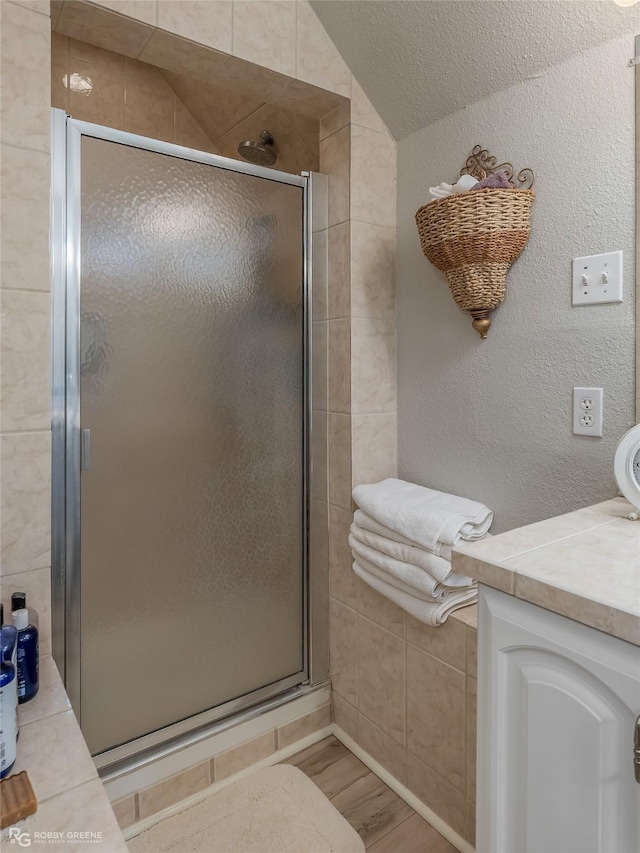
[331,724,475,853]
[122,724,333,841]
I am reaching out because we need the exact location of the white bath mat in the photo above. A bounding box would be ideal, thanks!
[128,764,365,853]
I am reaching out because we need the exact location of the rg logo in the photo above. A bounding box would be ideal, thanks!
[8,828,31,847]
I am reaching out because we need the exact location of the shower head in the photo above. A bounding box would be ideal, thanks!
[237,131,277,167]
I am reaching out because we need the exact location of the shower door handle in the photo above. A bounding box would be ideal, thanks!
[81,428,91,471]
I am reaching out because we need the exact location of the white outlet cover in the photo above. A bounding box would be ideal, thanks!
[572,251,623,306]
[573,387,603,437]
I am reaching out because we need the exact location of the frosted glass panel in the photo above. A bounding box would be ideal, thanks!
[79,137,305,754]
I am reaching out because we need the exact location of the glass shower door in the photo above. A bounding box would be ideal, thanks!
[76,133,306,755]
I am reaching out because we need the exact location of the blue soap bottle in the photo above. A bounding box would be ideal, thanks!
[11,593,39,704]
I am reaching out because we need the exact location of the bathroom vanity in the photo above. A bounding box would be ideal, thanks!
[452,498,640,853]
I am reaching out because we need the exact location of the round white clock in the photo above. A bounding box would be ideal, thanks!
[614,424,640,519]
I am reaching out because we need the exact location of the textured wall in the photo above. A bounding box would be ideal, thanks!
[397,35,636,534]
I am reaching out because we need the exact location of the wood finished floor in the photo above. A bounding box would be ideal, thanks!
[282,736,458,852]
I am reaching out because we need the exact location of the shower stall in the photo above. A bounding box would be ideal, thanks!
[50,110,328,769]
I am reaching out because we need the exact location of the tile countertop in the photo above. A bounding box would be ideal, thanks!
[452,497,640,646]
[0,656,127,852]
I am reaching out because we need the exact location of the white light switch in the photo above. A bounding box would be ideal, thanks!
[572,251,623,306]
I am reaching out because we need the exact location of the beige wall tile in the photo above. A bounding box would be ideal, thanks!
[310,499,329,586]
[213,730,276,782]
[0,145,50,293]
[332,691,358,740]
[351,317,396,415]
[358,713,407,784]
[158,0,231,52]
[0,566,52,654]
[320,101,350,141]
[277,704,331,749]
[351,413,397,488]
[1,290,51,433]
[466,625,477,676]
[357,580,405,639]
[139,29,227,82]
[406,646,465,791]
[92,0,157,26]
[272,77,344,120]
[466,676,477,802]
[329,504,359,609]
[287,111,319,158]
[319,124,350,227]
[406,613,467,672]
[358,616,405,745]
[350,77,388,134]
[328,412,351,509]
[233,1,295,78]
[124,58,174,141]
[56,0,155,58]
[328,222,350,320]
[465,798,476,846]
[407,754,467,839]
[1,432,51,576]
[162,71,250,138]
[14,710,97,803]
[311,410,327,501]
[296,1,351,98]
[220,53,292,103]
[1,2,51,151]
[350,222,395,319]
[138,761,210,818]
[51,32,69,111]
[329,598,358,706]
[111,794,136,829]
[67,42,125,129]
[312,319,328,411]
[18,656,70,727]
[174,100,221,154]
[328,318,350,413]
[350,125,396,229]
[312,230,328,321]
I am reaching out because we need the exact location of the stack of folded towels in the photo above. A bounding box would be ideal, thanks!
[350,478,493,626]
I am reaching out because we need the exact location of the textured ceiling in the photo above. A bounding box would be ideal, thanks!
[310,0,640,139]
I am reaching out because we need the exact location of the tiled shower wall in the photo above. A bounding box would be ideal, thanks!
[50,34,321,173]
[0,0,53,651]
[0,0,476,845]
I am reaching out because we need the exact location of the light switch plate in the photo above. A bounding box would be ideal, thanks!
[572,251,623,306]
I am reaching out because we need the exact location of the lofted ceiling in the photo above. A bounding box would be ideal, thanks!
[310,0,640,139]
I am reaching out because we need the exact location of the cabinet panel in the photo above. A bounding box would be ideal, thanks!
[478,586,640,853]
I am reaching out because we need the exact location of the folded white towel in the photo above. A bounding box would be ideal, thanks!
[349,534,475,595]
[354,510,453,560]
[353,561,477,626]
[352,479,493,552]
[351,521,457,584]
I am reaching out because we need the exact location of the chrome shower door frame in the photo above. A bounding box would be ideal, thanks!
[50,109,329,766]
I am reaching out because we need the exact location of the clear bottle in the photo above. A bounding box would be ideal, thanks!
[11,593,39,704]
[0,603,18,778]
[0,603,19,741]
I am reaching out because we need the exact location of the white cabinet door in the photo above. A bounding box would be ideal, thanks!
[477,586,640,853]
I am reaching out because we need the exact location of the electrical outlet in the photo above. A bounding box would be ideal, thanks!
[573,387,603,437]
